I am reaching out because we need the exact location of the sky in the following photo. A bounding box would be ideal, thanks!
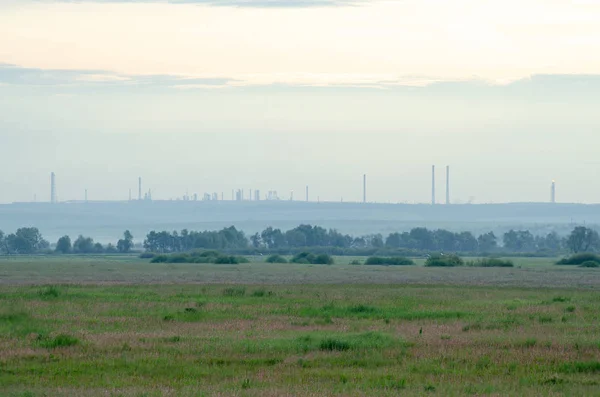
[0,0,599,204]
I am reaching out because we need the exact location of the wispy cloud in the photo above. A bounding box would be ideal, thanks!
[2,64,600,96]
[26,0,369,7]
[0,64,234,88]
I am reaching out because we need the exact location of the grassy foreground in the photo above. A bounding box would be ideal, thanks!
[2,282,600,396]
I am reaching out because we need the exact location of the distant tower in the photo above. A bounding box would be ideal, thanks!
[431,165,436,205]
[290,190,294,201]
[551,180,556,203]
[138,177,142,201]
[85,189,88,203]
[445,165,450,205]
[50,172,56,203]
[129,189,132,201]
[363,174,367,203]
[306,185,309,202]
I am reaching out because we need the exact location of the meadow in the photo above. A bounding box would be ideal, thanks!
[1,256,600,396]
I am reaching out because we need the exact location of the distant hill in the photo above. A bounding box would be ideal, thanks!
[1,201,597,243]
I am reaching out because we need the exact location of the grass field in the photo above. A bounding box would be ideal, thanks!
[1,256,600,396]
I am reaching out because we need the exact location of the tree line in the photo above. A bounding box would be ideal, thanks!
[0,228,134,255]
[0,225,598,256]
[143,225,600,255]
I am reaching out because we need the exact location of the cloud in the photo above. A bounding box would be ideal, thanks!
[0,64,234,88]
[2,64,600,97]
[27,0,369,7]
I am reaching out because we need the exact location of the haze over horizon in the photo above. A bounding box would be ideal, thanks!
[1,0,599,204]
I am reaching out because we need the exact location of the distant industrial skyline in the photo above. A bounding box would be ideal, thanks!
[1,1,598,205]
[17,169,563,206]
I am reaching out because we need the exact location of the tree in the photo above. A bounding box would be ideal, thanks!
[409,228,434,250]
[55,235,72,254]
[5,227,46,254]
[94,242,105,253]
[0,230,4,254]
[117,230,134,253]
[73,235,95,254]
[566,227,600,253]
[537,232,562,252]
[503,230,536,252]
[477,232,497,252]
[370,234,384,248]
[250,233,262,248]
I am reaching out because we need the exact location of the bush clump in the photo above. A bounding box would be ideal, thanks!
[291,252,334,265]
[557,253,600,266]
[139,252,155,259]
[150,251,248,264]
[365,256,415,266]
[266,254,288,264]
[39,334,79,349]
[425,254,464,267]
[466,258,514,267]
[580,261,600,268]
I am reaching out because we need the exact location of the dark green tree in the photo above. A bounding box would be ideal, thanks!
[117,230,134,253]
[566,227,599,253]
[73,235,95,254]
[477,232,497,252]
[5,227,47,254]
[55,235,72,254]
[503,230,536,252]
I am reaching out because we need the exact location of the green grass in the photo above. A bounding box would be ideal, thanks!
[1,257,600,395]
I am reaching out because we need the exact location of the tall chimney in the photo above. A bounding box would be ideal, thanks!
[363,174,367,203]
[138,177,142,201]
[431,165,436,205]
[446,165,450,205]
[306,185,309,202]
[50,172,56,203]
[551,180,556,203]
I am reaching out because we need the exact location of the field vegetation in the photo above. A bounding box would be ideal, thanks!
[1,274,600,396]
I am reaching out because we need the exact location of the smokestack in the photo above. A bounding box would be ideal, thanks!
[50,172,56,203]
[551,180,556,203]
[446,165,450,205]
[85,189,88,203]
[431,165,436,205]
[138,177,142,201]
[363,174,366,203]
[306,185,309,202]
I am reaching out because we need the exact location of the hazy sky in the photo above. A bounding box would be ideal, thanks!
[1,0,599,204]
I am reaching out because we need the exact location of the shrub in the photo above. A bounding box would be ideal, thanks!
[214,255,239,264]
[560,361,600,373]
[151,255,169,263]
[314,254,334,265]
[319,338,350,351]
[349,260,363,265]
[223,287,246,297]
[39,334,79,349]
[291,252,334,265]
[196,250,222,258]
[365,256,415,266]
[38,286,60,298]
[580,261,600,268]
[214,255,249,264]
[466,258,514,267]
[168,254,190,263]
[292,252,316,264]
[266,254,288,264]
[425,254,464,267]
[557,253,600,266]
[139,252,155,259]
